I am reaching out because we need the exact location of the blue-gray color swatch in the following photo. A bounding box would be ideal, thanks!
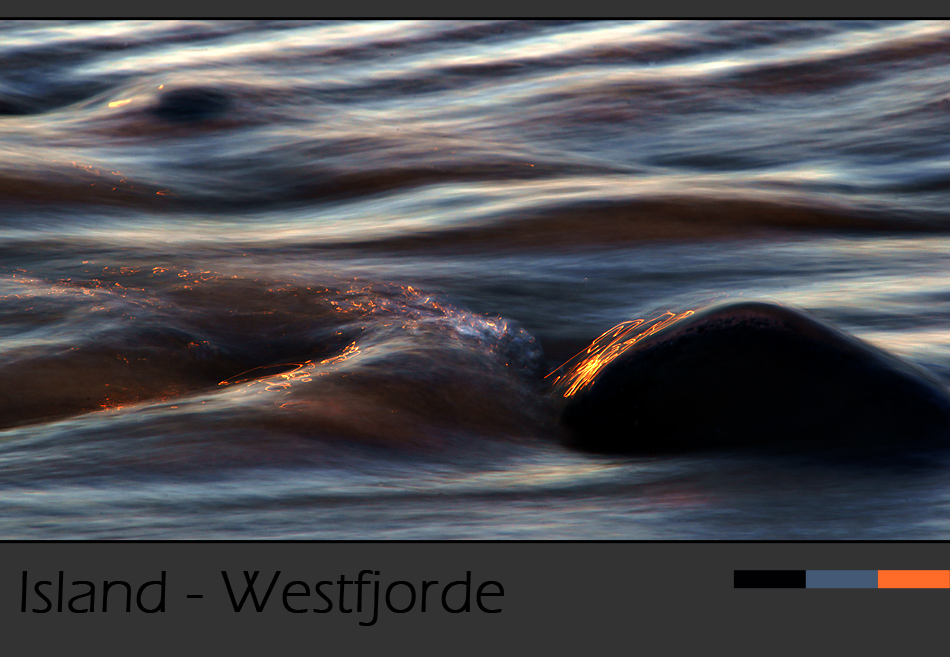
[806,571,878,588]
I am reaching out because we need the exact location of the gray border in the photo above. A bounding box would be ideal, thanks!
[4,542,950,652]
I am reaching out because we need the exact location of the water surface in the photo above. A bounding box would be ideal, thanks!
[3,20,950,538]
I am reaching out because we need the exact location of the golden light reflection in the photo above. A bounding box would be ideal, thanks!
[317,341,360,367]
[549,310,694,398]
[107,99,132,108]
[62,160,147,196]
[218,362,310,387]
[218,342,361,391]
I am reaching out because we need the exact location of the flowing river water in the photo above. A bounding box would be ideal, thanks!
[4,20,950,538]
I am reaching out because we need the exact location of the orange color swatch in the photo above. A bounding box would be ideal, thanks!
[878,570,950,588]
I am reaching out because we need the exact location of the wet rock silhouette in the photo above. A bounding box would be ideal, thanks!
[559,302,950,453]
[151,87,232,123]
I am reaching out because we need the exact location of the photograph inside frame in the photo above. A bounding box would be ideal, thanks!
[1,19,949,539]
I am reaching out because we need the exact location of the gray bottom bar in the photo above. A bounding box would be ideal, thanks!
[806,570,878,588]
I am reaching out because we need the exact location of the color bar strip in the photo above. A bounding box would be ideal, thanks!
[734,570,950,588]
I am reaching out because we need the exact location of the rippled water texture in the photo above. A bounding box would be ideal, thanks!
[4,20,950,538]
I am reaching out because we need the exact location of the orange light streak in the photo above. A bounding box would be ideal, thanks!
[317,342,359,366]
[550,310,695,398]
[217,342,361,390]
[219,362,310,387]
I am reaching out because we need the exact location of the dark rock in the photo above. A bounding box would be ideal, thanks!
[151,87,232,123]
[559,302,950,453]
